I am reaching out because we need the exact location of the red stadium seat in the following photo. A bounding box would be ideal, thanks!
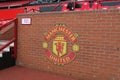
[91,2,109,10]
[81,2,90,10]
[26,6,40,12]
[62,3,69,12]
[91,2,102,10]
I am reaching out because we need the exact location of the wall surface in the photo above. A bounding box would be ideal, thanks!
[17,9,120,80]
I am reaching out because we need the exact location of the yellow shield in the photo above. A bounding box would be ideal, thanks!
[53,35,67,57]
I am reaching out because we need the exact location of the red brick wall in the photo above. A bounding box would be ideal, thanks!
[17,9,120,80]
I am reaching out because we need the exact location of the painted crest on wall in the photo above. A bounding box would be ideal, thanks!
[53,35,67,57]
[43,24,79,66]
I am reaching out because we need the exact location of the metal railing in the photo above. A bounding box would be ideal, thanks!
[0,18,17,58]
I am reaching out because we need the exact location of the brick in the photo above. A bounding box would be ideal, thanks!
[17,9,120,80]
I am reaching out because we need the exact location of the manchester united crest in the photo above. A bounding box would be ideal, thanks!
[53,35,67,57]
[43,24,79,65]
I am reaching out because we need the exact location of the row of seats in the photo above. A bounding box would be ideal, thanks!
[0,8,24,20]
[62,2,120,12]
